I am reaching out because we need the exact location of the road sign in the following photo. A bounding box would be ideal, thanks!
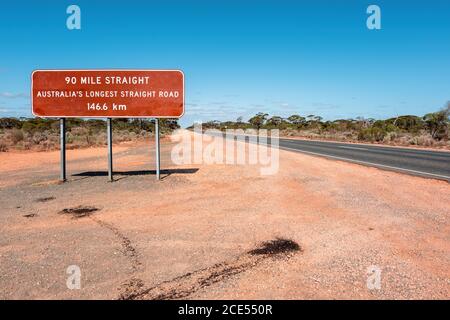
[31,70,184,118]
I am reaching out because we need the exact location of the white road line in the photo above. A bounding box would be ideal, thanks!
[277,145,450,181]
[338,146,369,151]
[209,132,450,180]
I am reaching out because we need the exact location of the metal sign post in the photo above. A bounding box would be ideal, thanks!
[155,118,160,180]
[60,118,66,182]
[107,118,113,182]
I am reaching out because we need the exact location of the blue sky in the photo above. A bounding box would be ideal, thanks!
[0,0,449,127]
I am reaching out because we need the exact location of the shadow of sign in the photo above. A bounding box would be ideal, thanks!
[72,168,199,180]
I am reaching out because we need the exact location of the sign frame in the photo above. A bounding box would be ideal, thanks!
[31,69,185,119]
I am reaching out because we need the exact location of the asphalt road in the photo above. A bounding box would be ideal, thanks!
[275,138,450,181]
[211,132,450,181]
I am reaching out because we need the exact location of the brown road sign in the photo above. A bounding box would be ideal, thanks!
[31,70,184,118]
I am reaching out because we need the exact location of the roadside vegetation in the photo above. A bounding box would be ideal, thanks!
[2,103,449,152]
[190,102,450,150]
[0,118,179,152]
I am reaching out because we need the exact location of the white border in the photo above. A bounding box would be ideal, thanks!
[31,69,185,119]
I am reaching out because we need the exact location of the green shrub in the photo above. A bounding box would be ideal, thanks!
[358,127,387,142]
[0,118,21,129]
[423,105,450,140]
[21,122,36,133]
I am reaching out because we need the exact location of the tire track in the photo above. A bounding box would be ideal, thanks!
[120,238,301,300]
[58,205,144,298]
[89,216,142,272]
[58,206,300,300]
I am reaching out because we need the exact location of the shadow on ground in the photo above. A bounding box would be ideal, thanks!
[72,168,199,180]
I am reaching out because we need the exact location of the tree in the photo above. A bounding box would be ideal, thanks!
[423,103,449,140]
[313,116,323,122]
[204,120,221,129]
[160,119,180,131]
[305,114,322,128]
[392,115,423,131]
[0,118,22,129]
[248,112,268,130]
[287,115,306,127]
[266,116,283,127]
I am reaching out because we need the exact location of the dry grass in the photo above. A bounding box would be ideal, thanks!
[0,128,152,152]
[280,128,450,150]
[0,140,8,152]
[1,125,449,152]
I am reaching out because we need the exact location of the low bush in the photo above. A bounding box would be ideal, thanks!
[0,140,8,152]
[10,128,24,144]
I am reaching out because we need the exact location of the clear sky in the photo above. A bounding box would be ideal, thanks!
[0,0,449,127]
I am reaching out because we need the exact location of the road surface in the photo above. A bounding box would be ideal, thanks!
[213,132,450,181]
[276,138,450,181]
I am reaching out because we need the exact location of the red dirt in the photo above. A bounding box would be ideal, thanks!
[0,131,449,299]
